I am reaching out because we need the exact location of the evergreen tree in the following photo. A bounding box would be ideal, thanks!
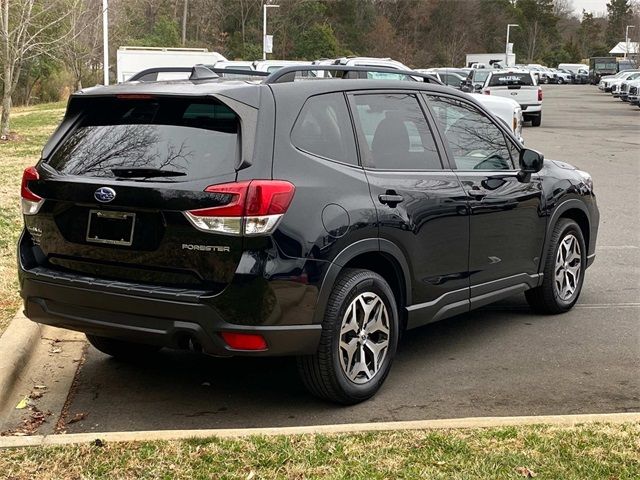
[605,0,632,48]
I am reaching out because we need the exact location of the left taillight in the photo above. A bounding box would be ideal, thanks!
[21,166,44,215]
[538,87,543,102]
[184,180,296,236]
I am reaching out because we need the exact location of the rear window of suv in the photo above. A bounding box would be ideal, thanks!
[488,73,533,86]
[47,97,239,180]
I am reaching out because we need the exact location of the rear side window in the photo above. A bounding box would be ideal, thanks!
[291,93,358,165]
[47,97,240,180]
[350,93,442,170]
[488,73,534,86]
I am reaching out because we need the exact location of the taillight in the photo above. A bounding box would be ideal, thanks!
[538,88,543,101]
[221,332,267,351]
[21,166,44,215]
[184,180,295,236]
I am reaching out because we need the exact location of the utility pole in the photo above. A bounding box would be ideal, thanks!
[182,0,188,46]
[102,0,109,85]
[505,24,519,67]
[625,25,635,60]
[262,3,279,60]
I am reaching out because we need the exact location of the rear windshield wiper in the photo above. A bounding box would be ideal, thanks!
[111,168,187,179]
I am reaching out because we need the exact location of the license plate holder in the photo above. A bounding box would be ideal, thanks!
[86,210,136,246]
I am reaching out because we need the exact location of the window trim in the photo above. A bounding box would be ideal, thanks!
[422,92,522,173]
[289,91,362,169]
[346,89,447,172]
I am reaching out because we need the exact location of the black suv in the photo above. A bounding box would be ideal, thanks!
[19,66,599,404]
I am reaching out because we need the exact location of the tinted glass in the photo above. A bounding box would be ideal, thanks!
[427,95,514,170]
[291,93,358,165]
[472,70,491,83]
[47,98,239,180]
[488,73,534,86]
[442,74,463,87]
[351,93,442,170]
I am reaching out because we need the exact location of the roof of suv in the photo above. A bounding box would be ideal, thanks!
[72,75,457,106]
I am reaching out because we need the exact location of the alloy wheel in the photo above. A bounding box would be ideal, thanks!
[339,292,390,384]
[554,233,582,301]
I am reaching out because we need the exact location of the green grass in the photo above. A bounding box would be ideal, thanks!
[1,423,638,479]
[0,101,65,333]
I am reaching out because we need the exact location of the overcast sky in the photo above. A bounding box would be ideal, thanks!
[572,0,610,15]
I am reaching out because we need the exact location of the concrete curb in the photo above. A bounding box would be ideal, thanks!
[0,310,41,414]
[1,412,638,449]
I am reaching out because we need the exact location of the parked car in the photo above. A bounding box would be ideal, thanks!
[610,71,640,97]
[550,68,572,84]
[482,70,543,126]
[598,70,639,91]
[415,68,467,89]
[627,80,640,105]
[461,68,492,92]
[615,72,640,100]
[18,65,598,404]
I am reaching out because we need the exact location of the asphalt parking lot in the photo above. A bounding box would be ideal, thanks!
[7,85,640,434]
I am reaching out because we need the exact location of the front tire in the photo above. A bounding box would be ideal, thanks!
[526,218,586,314]
[297,269,399,404]
[86,334,161,359]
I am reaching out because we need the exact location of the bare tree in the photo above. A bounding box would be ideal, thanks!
[0,0,81,139]
[62,0,102,92]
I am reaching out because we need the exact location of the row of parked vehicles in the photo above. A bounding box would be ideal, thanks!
[597,68,640,109]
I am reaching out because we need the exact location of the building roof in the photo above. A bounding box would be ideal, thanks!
[610,42,639,54]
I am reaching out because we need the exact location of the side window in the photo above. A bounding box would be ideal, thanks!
[350,93,442,170]
[291,93,358,165]
[427,95,515,170]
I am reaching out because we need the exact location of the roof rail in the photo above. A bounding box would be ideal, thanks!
[262,65,442,85]
[127,65,269,82]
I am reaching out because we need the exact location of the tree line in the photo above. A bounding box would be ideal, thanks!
[1,0,639,137]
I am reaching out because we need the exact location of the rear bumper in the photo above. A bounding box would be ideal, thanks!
[18,231,323,357]
[21,275,321,356]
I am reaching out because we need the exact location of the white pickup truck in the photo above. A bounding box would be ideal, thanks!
[482,70,543,127]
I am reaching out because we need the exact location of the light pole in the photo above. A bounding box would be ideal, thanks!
[625,25,635,60]
[505,24,519,67]
[262,3,280,60]
[102,0,109,85]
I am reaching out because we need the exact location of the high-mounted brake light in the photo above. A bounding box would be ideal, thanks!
[184,180,295,236]
[115,94,155,100]
[221,332,267,351]
[538,87,543,101]
[21,166,44,215]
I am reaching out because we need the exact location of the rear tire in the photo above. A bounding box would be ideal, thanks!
[525,218,586,314]
[531,114,542,127]
[557,78,564,84]
[86,334,161,359]
[297,269,399,404]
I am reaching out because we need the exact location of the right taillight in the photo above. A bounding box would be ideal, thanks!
[538,87,543,101]
[184,180,295,236]
[21,166,44,215]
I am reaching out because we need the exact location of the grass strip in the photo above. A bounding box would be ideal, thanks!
[1,423,639,479]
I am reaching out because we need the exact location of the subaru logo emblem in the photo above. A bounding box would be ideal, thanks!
[94,187,116,203]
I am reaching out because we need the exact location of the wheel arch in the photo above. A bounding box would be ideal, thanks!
[312,239,411,327]
[541,200,591,274]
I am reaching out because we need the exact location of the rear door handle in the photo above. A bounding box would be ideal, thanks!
[378,193,404,206]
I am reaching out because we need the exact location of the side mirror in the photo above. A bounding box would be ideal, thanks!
[473,84,483,92]
[517,148,544,182]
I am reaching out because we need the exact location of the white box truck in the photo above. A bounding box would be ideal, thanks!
[116,47,227,83]
[465,53,516,69]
